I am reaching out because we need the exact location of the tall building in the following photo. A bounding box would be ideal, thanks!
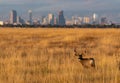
[17,16,25,24]
[10,10,17,24]
[78,17,83,25]
[42,16,48,25]
[17,16,21,24]
[28,10,33,25]
[72,16,76,25]
[101,17,108,25]
[41,16,45,24]
[0,21,4,25]
[58,10,65,26]
[83,17,90,24]
[72,16,82,25]
[54,17,58,25]
[48,13,54,25]
[92,13,99,24]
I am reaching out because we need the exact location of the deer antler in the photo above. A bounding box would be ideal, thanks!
[74,48,87,56]
[74,48,81,56]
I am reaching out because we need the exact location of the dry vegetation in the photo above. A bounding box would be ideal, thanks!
[0,28,120,83]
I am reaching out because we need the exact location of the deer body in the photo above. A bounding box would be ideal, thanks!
[74,49,95,68]
[78,55,95,68]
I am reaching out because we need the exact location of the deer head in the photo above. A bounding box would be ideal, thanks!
[74,48,86,56]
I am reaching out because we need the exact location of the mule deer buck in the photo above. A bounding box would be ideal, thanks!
[74,49,95,68]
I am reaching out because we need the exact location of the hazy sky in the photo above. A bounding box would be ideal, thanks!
[0,0,120,22]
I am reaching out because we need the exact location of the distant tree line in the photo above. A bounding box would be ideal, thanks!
[0,24,120,28]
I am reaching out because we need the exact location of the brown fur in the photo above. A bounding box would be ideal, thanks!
[74,49,95,68]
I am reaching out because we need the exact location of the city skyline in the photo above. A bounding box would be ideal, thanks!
[0,0,120,22]
[0,9,111,26]
[0,9,119,27]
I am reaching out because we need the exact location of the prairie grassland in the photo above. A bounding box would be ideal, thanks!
[0,28,120,83]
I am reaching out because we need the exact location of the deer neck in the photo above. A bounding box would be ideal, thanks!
[79,55,83,60]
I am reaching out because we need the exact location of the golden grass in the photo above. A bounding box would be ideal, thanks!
[0,28,120,83]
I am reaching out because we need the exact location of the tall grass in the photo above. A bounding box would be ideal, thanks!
[0,28,120,83]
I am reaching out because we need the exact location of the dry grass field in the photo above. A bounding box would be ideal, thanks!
[0,28,120,83]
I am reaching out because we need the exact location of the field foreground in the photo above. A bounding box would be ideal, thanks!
[0,28,120,83]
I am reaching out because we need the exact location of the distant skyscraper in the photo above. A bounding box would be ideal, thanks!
[41,16,45,24]
[58,10,65,26]
[10,10,17,24]
[101,17,108,25]
[17,16,21,24]
[93,13,97,21]
[17,16,25,24]
[48,13,54,25]
[72,16,76,25]
[42,17,48,25]
[54,17,58,25]
[92,13,99,24]
[28,10,33,25]
[78,17,83,25]
[0,21,4,25]
[83,17,90,24]
[72,16,82,25]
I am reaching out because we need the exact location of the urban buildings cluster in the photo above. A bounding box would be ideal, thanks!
[0,9,113,26]
[0,10,66,26]
[67,13,110,25]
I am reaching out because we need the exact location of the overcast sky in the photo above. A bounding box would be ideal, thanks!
[0,0,120,22]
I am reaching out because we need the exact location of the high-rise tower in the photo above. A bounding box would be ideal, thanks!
[101,17,108,25]
[10,10,17,24]
[48,13,54,25]
[28,10,33,25]
[58,10,65,26]
[92,13,99,24]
